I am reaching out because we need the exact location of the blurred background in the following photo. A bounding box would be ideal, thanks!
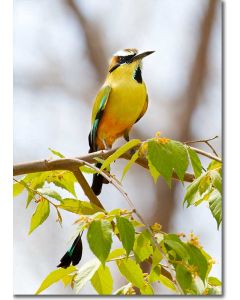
[13,0,222,295]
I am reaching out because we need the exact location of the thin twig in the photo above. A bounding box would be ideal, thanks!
[189,145,221,162]
[184,135,219,156]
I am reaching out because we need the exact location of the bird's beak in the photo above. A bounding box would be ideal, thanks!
[132,50,155,61]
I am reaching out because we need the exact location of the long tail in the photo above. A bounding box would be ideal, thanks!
[57,233,83,268]
[91,162,105,196]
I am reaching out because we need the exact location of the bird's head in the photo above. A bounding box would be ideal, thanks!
[108,48,154,76]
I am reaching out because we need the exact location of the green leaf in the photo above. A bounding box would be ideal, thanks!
[13,182,25,197]
[208,276,222,287]
[149,265,161,283]
[208,189,222,228]
[147,140,188,185]
[209,170,222,193]
[207,160,222,171]
[48,147,65,158]
[184,173,205,207]
[101,139,141,171]
[148,140,173,185]
[47,171,77,197]
[37,187,62,202]
[74,259,100,293]
[152,247,163,267]
[148,159,160,183]
[121,150,139,181]
[176,264,193,294]
[170,141,189,182]
[62,274,74,287]
[133,230,153,262]
[186,244,208,282]
[140,283,154,295]
[158,274,177,292]
[116,216,135,257]
[91,264,113,294]
[164,234,190,261]
[59,198,104,215]
[187,147,202,178]
[35,266,76,294]
[87,220,113,265]
[29,199,50,234]
[107,248,126,261]
[24,173,49,207]
[116,258,145,289]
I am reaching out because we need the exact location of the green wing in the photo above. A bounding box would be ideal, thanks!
[88,85,111,152]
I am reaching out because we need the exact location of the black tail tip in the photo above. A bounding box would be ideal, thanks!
[91,176,103,196]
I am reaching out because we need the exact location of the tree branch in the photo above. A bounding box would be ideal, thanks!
[13,141,221,180]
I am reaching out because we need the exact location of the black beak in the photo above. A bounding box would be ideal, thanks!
[132,51,155,61]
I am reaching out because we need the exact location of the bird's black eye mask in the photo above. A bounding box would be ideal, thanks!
[109,54,136,73]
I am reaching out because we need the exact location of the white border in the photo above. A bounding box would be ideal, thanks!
[0,0,239,298]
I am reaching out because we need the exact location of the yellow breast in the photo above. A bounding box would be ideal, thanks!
[97,62,147,148]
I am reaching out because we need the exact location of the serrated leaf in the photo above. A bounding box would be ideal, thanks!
[13,182,25,197]
[116,216,135,257]
[101,139,141,171]
[208,276,222,287]
[133,230,153,262]
[35,266,76,294]
[29,199,50,234]
[74,259,100,293]
[116,258,145,289]
[121,150,139,181]
[87,220,113,265]
[159,274,177,292]
[187,147,202,178]
[208,189,222,228]
[91,264,113,294]
[48,147,65,158]
[59,198,104,215]
[37,187,62,202]
[107,248,126,261]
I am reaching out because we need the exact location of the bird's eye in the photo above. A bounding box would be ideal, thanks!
[118,56,127,64]
[118,54,136,64]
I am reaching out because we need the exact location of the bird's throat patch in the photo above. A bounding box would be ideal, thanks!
[133,66,142,83]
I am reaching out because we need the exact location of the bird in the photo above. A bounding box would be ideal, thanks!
[89,48,154,195]
[57,48,154,269]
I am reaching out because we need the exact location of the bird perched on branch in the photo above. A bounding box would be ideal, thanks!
[57,49,154,269]
[89,48,154,195]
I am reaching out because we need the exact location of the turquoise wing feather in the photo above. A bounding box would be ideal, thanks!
[88,85,111,152]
